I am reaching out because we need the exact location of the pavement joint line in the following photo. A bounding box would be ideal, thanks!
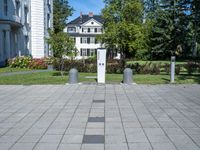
[56,85,93,150]
[117,85,154,150]
[80,86,99,150]
[7,85,75,150]
[113,85,130,150]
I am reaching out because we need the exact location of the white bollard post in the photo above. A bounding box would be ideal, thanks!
[97,49,106,84]
[170,56,175,83]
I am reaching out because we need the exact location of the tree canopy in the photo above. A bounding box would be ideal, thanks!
[53,0,73,33]
[101,0,200,60]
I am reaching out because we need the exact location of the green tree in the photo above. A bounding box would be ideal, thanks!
[47,31,76,73]
[101,0,149,59]
[147,0,195,59]
[53,0,73,33]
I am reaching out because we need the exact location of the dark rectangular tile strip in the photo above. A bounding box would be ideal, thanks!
[82,135,105,144]
[93,100,105,103]
[88,117,105,122]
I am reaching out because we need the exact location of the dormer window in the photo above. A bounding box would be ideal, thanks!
[68,27,76,33]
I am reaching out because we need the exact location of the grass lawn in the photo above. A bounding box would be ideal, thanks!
[0,67,32,73]
[0,71,199,84]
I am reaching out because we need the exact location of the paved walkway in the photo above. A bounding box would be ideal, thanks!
[0,84,200,150]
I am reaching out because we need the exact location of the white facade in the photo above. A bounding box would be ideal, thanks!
[65,13,104,59]
[0,0,53,66]
[30,0,45,58]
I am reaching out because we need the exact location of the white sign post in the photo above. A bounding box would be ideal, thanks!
[97,48,106,84]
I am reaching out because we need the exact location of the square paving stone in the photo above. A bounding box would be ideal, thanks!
[88,117,105,122]
[81,144,104,150]
[82,135,105,144]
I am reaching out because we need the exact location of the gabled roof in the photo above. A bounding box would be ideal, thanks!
[67,15,104,26]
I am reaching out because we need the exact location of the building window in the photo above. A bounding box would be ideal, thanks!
[80,49,96,56]
[95,28,97,33]
[82,28,87,33]
[24,7,28,24]
[68,27,76,33]
[87,28,90,33]
[81,37,87,44]
[97,28,102,33]
[47,14,51,28]
[81,49,87,56]
[90,49,96,56]
[87,38,90,44]
[25,35,29,50]
[16,1,20,17]
[4,0,8,16]
[90,37,95,44]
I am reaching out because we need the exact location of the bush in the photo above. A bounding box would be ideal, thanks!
[175,65,181,75]
[164,63,170,75]
[151,64,160,75]
[8,56,48,69]
[8,56,32,68]
[29,58,47,69]
[185,61,198,75]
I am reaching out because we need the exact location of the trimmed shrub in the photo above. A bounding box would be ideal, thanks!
[151,64,160,75]
[185,61,198,75]
[175,65,181,75]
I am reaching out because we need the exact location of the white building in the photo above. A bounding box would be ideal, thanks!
[0,0,53,66]
[65,12,104,59]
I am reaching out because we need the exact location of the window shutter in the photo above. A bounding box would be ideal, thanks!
[87,38,90,44]
[80,49,82,56]
[95,49,97,55]
[87,49,90,56]
[81,38,82,43]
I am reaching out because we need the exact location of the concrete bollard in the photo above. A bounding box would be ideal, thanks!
[68,68,78,84]
[123,68,133,84]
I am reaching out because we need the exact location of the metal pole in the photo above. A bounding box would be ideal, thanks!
[170,56,175,83]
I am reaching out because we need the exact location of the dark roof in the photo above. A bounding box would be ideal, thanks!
[67,15,104,26]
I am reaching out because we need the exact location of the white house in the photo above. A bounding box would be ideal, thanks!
[0,0,53,66]
[65,12,104,59]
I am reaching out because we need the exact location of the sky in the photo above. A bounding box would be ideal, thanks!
[68,0,105,22]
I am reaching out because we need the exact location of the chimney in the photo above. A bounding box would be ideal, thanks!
[80,12,83,18]
[88,12,93,17]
